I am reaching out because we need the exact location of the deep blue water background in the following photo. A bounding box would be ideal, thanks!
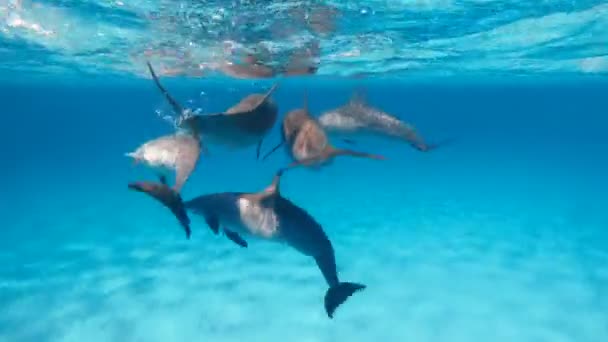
[1,77,608,341]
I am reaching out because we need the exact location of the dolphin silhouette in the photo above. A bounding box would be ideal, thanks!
[318,89,453,152]
[184,168,366,318]
[146,61,279,160]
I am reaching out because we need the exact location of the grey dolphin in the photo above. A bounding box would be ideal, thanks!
[146,61,279,159]
[184,169,366,318]
[125,132,202,239]
[261,93,385,168]
[318,89,448,152]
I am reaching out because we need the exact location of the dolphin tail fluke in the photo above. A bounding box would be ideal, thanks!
[324,282,366,319]
[146,61,186,119]
[264,82,280,99]
[173,201,192,239]
[127,180,192,239]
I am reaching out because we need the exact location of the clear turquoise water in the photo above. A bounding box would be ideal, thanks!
[3,80,607,341]
[2,1,608,342]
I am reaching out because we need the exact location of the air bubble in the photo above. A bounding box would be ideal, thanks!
[360,6,372,15]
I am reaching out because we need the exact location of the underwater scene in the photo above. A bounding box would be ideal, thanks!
[2,1,608,341]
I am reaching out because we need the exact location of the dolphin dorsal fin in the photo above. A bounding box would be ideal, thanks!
[259,168,286,206]
[265,168,285,196]
[349,87,367,106]
[243,168,286,204]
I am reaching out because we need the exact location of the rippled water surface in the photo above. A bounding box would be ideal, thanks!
[1,0,608,78]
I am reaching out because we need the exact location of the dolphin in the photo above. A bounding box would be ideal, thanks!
[125,132,202,239]
[146,61,279,159]
[183,168,366,318]
[317,89,451,152]
[261,93,385,168]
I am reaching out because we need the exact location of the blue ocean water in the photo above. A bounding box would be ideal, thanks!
[2,1,608,342]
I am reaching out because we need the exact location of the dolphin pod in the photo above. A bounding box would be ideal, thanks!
[127,63,448,319]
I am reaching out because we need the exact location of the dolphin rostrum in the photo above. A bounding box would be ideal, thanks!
[183,168,367,318]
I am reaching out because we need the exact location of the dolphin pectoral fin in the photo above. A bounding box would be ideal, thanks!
[324,282,366,319]
[256,138,264,160]
[416,137,457,152]
[224,229,248,248]
[158,174,168,186]
[261,139,285,161]
[328,147,386,161]
[204,215,220,235]
[341,138,357,145]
